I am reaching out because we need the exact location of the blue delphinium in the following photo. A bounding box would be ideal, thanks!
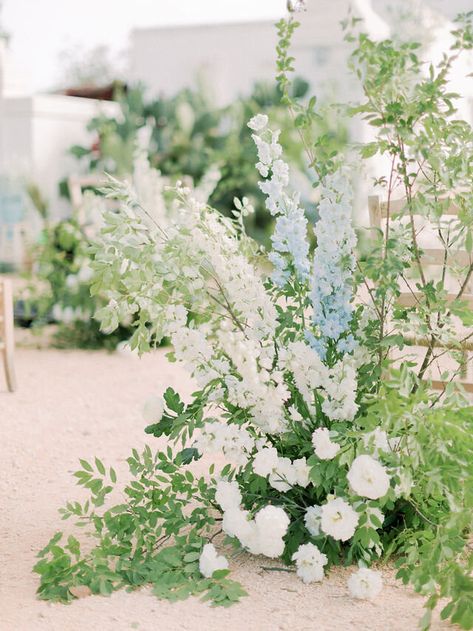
[310,170,357,354]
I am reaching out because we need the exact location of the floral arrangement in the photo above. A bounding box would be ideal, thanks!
[34,8,473,629]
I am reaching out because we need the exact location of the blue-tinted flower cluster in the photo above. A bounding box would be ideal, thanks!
[310,170,357,355]
[248,115,310,287]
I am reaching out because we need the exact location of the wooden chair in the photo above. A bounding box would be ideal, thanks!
[368,194,473,393]
[0,278,17,392]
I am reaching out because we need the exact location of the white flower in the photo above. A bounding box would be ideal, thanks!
[252,447,279,477]
[253,505,290,558]
[304,505,322,536]
[287,0,307,12]
[215,479,242,512]
[312,428,340,460]
[142,395,163,422]
[269,456,297,492]
[222,507,254,541]
[293,457,310,488]
[348,568,383,600]
[199,543,228,578]
[347,455,390,500]
[320,497,359,541]
[292,543,327,584]
[247,114,269,132]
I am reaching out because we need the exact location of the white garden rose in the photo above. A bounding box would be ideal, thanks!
[312,427,340,460]
[347,455,390,500]
[347,568,383,600]
[252,447,279,477]
[253,505,290,558]
[215,479,242,512]
[292,542,327,584]
[199,543,228,578]
[320,497,359,541]
[142,395,163,422]
[269,456,297,492]
[293,457,311,487]
[304,505,322,536]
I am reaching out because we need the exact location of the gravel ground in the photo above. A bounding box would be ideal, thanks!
[0,347,453,631]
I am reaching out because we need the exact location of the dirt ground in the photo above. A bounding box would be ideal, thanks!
[0,347,453,631]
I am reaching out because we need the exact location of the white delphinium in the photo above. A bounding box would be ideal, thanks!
[249,118,310,286]
[320,497,359,541]
[347,568,383,600]
[347,455,390,500]
[199,543,229,578]
[304,505,323,536]
[142,395,164,422]
[312,428,340,460]
[215,479,242,512]
[292,543,328,584]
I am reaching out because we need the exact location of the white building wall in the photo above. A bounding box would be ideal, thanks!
[0,94,119,218]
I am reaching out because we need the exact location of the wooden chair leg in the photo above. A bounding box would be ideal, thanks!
[1,279,17,392]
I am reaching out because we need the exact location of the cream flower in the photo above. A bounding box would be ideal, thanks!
[247,114,269,132]
[348,568,383,600]
[142,395,163,422]
[199,543,228,578]
[292,543,327,584]
[312,428,340,460]
[320,497,359,541]
[347,455,390,500]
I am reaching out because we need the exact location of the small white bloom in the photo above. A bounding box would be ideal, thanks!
[247,114,269,132]
[304,505,322,536]
[199,543,228,578]
[293,457,311,488]
[292,543,327,584]
[347,455,390,500]
[321,497,359,541]
[215,479,242,512]
[142,395,163,422]
[253,447,279,477]
[269,456,296,492]
[312,428,340,460]
[348,568,383,600]
[287,0,307,12]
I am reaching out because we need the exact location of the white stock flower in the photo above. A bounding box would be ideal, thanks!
[142,396,164,422]
[247,114,269,132]
[199,543,229,578]
[347,455,390,500]
[215,479,242,512]
[292,543,327,584]
[304,505,322,536]
[312,428,340,460]
[321,498,359,541]
[348,568,383,600]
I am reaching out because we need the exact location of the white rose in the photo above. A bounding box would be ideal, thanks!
[312,428,340,460]
[348,568,383,600]
[142,395,163,422]
[292,542,327,584]
[321,497,359,541]
[252,447,279,477]
[347,455,390,500]
[304,505,322,536]
[199,543,228,578]
[215,479,242,512]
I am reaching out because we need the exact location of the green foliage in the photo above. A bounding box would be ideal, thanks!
[34,443,246,607]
